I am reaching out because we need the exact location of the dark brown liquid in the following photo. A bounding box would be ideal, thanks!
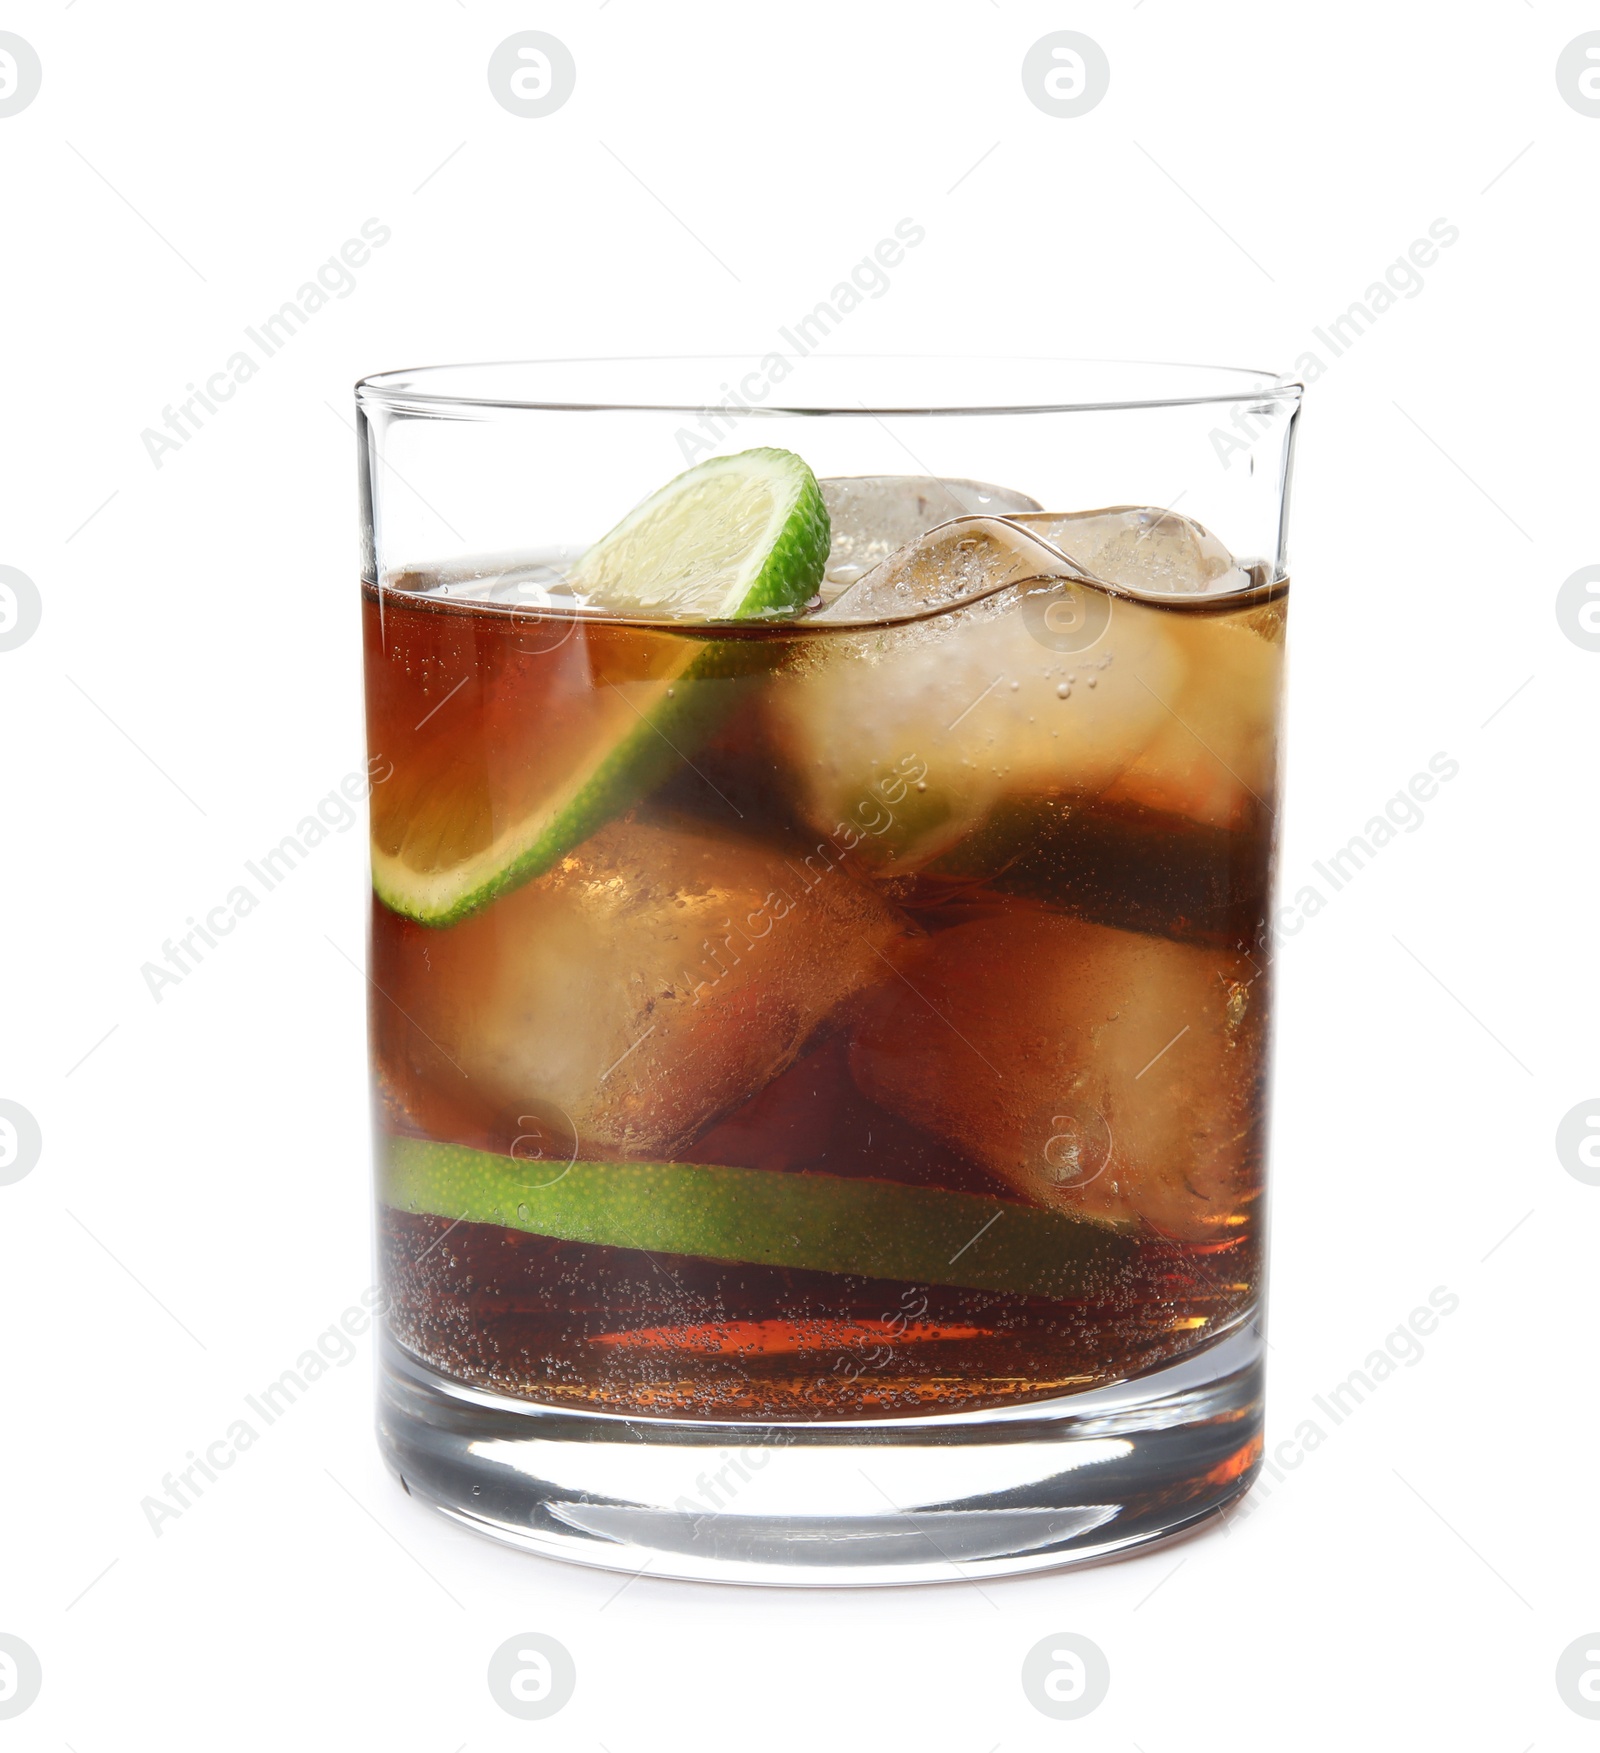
[366,579,1280,1419]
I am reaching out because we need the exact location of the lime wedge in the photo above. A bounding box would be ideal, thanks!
[381,1136,1139,1302]
[371,449,828,927]
[564,447,830,619]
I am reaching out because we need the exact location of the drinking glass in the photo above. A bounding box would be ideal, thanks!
[356,357,1299,1585]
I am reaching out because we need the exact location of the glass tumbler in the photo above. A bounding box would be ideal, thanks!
[356,357,1300,1585]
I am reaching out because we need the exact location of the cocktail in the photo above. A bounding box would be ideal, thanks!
[357,359,1299,1584]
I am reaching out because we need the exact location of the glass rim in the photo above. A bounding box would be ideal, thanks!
[355,354,1304,419]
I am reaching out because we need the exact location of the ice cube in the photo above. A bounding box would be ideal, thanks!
[848,907,1264,1241]
[1004,508,1286,829]
[813,513,1086,623]
[819,476,1042,599]
[1010,507,1253,598]
[1009,510,1283,828]
[766,519,1186,870]
[1098,610,1283,830]
[373,818,905,1159]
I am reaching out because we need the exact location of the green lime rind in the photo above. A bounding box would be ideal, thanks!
[372,449,828,928]
[727,454,831,617]
[381,1136,1140,1301]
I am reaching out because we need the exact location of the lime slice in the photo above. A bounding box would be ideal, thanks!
[381,1136,1139,1302]
[371,449,828,927]
[564,447,830,619]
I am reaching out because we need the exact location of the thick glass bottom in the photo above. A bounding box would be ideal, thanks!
[376,1311,1263,1586]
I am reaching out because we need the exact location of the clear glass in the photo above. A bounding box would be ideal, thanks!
[356,356,1299,1584]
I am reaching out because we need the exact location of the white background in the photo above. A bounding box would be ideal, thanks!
[3,2,1594,1746]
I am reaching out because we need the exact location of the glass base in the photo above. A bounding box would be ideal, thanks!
[376,1314,1263,1587]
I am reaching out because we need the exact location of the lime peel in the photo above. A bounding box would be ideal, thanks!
[381,1135,1140,1301]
